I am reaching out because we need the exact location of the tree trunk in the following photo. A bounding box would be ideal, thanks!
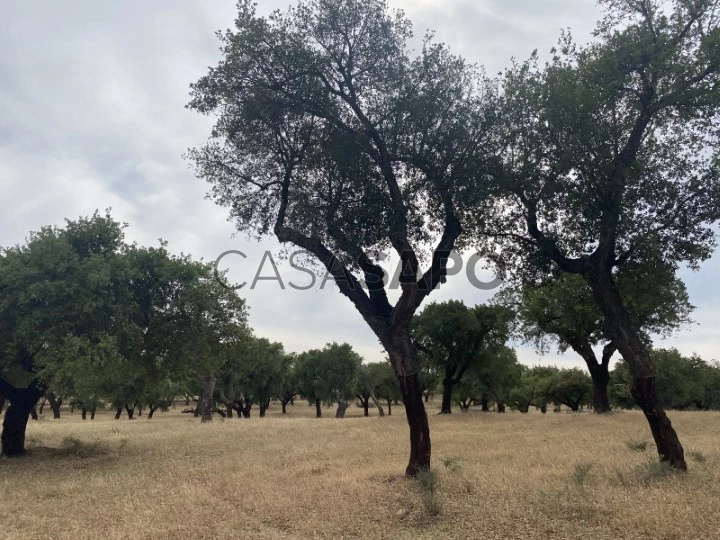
[226,403,233,418]
[115,407,123,420]
[589,365,611,414]
[314,399,322,418]
[572,339,612,414]
[199,374,216,423]
[371,394,385,417]
[440,373,453,414]
[259,402,267,417]
[586,268,686,470]
[90,408,96,420]
[1,382,45,456]
[335,401,350,418]
[423,392,430,403]
[29,406,38,420]
[81,408,87,420]
[125,405,135,419]
[497,402,506,413]
[481,395,490,412]
[386,399,392,416]
[397,372,431,476]
[360,396,370,417]
[386,329,431,477]
[281,400,288,414]
[47,393,62,419]
[540,403,547,414]
[37,397,46,415]
[148,407,157,419]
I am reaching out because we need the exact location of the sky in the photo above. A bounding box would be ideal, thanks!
[1,0,718,368]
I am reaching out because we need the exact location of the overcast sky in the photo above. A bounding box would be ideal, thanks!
[1,0,718,368]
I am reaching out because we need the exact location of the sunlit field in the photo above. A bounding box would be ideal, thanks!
[2,403,720,540]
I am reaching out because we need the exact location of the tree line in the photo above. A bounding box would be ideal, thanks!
[1,213,716,459]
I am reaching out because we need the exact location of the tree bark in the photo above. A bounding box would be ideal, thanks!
[125,405,135,419]
[397,372,431,476]
[81,408,87,420]
[481,395,490,412]
[281,400,288,414]
[90,408,96,420]
[115,407,123,420]
[589,364,611,414]
[335,401,350,418]
[371,394,385,417]
[47,392,62,419]
[199,374,216,423]
[571,339,612,414]
[314,399,322,418]
[148,407,157,419]
[386,399,392,416]
[586,268,686,470]
[259,401,268,417]
[496,402,506,413]
[225,403,233,418]
[440,373,453,414]
[1,381,45,456]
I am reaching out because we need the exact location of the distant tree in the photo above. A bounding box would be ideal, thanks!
[355,364,374,417]
[474,346,522,413]
[238,338,287,417]
[277,354,298,414]
[297,343,362,418]
[187,0,498,475]
[477,0,720,469]
[547,368,593,412]
[413,301,512,414]
[502,262,692,413]
[367,362,401,416]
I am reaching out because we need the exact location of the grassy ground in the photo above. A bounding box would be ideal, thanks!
[1,402,719,540]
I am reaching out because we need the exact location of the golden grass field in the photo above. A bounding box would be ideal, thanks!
[1,402,719,540]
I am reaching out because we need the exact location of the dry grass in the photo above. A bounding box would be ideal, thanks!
[2,403,720,539]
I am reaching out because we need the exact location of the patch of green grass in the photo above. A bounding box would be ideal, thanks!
[689,450,706,463]
[570,462,594,489]
[441,457,462,472]
[57,437,108,458]
[625,439,649,452]
[415,469,441,516]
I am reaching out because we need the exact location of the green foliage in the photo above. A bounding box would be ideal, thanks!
[415,469,441,516]
[296,343,363,406]
[366,362,400,405]
[610,349,720,410]
[0,212,249,416]
[626,439,649,452]
[546,368,593,411]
